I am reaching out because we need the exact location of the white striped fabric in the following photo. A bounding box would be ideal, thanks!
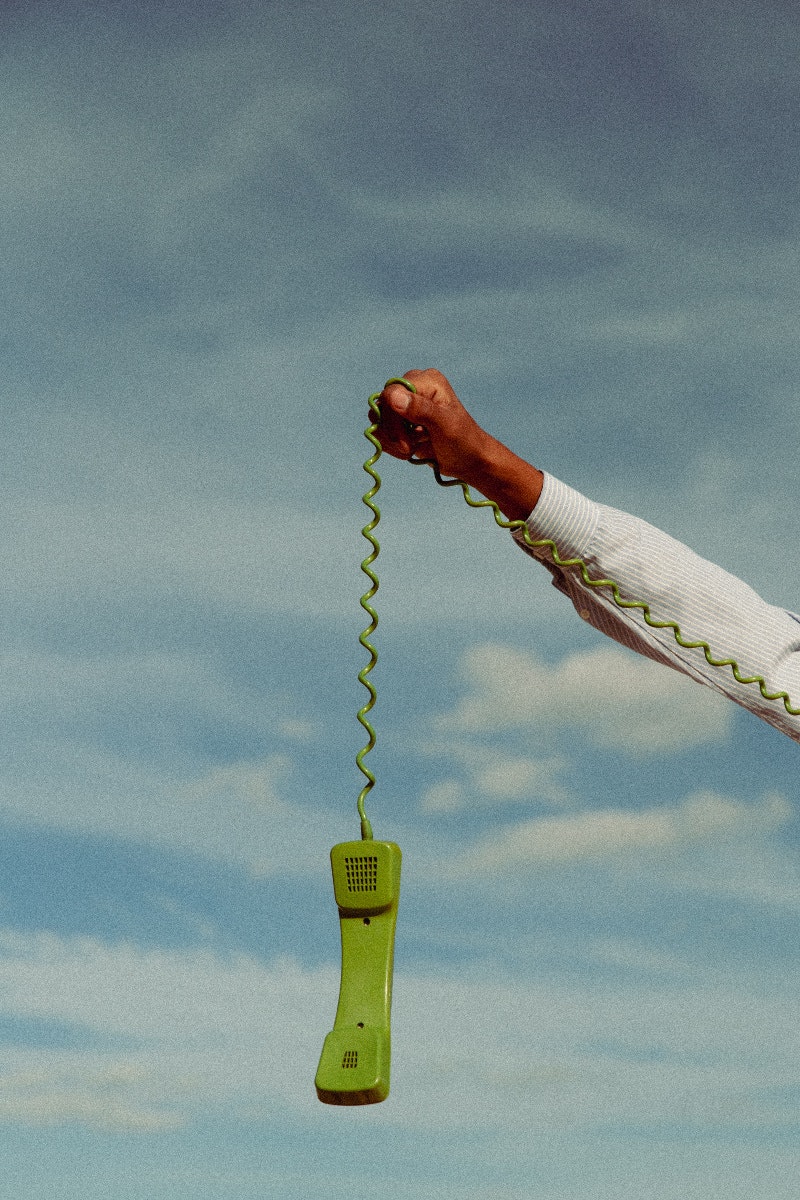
[513,473,800,744]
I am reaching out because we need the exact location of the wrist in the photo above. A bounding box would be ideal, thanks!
[467,434,544,522]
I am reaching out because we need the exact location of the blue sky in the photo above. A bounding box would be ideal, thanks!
[1,0,800,1195]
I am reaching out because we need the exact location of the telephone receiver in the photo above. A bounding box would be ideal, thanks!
[315,839,402,1105]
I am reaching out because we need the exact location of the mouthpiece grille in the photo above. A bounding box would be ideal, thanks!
[342,1050,359,1069]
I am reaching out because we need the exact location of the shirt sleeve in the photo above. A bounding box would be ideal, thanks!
[512,472,800,743]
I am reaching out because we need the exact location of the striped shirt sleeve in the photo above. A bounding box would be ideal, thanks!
[512,472,800,743]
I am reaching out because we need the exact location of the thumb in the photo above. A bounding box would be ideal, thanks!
[382,376,428,421]
[381,376,414,414]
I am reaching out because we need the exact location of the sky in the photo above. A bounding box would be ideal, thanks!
[1,0,800,1195]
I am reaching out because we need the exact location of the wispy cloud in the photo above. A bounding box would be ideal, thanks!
[435,642,732,752]
[0,737,343,877]
[448,790,790,875]
[419,739,569,812]
[1,919,799,1143]
[0,930,332,1131]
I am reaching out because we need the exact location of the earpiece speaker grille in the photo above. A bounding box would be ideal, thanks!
[344,855,378,893]
[342,1050,358,1069]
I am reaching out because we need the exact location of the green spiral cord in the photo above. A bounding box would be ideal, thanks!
[356,379,413,839]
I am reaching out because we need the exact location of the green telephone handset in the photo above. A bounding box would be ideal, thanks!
[315,839,401,1105]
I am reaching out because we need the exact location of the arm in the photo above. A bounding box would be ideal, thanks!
[377,370,800,741]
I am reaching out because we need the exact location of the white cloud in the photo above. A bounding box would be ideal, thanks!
[419,740,570,812]
[277,716,319,742]
[0,638,376,877]
[474,754,562,800]
[1,919,799,1142]
[391,961,800,1137]
[0,740,346,878]
[420,779,467,814]
[174,757,292,812]
[436,642,732,752]
[0,645,272,732]
[348,179,641,252]
[0,1057,184,1134]
[0,930,333,1132]
[449,790,791,875]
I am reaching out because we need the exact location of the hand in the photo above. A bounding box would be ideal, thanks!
[373,368,544,521]
[375,368,494,482]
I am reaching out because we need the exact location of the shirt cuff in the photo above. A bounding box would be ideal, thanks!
[511,472,599,561]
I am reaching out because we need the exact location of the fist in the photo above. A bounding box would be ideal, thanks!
[373,369,489,479]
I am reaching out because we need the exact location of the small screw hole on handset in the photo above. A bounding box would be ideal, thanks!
[357,1022,364,1028]
[363,917,370,925]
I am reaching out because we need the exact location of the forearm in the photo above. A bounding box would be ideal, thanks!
[516,473,800,740]
[454,431,544,522]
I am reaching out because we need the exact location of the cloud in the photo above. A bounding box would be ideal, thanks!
[1,916,799,1142]
[0,738,347,878]
[0,633,360,876]
[0,1058,184,1134]
[473,754,566,801]
[421,779,468,815]
[348,179,642,254]
[174,757,291,812]
[391,962,800,1141]
[448,790,791,876]
[435,642,732,752]
[0,930,334,1132]
[419,740,570,812]
[277,716,320,742]
[0,8,796,1187]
